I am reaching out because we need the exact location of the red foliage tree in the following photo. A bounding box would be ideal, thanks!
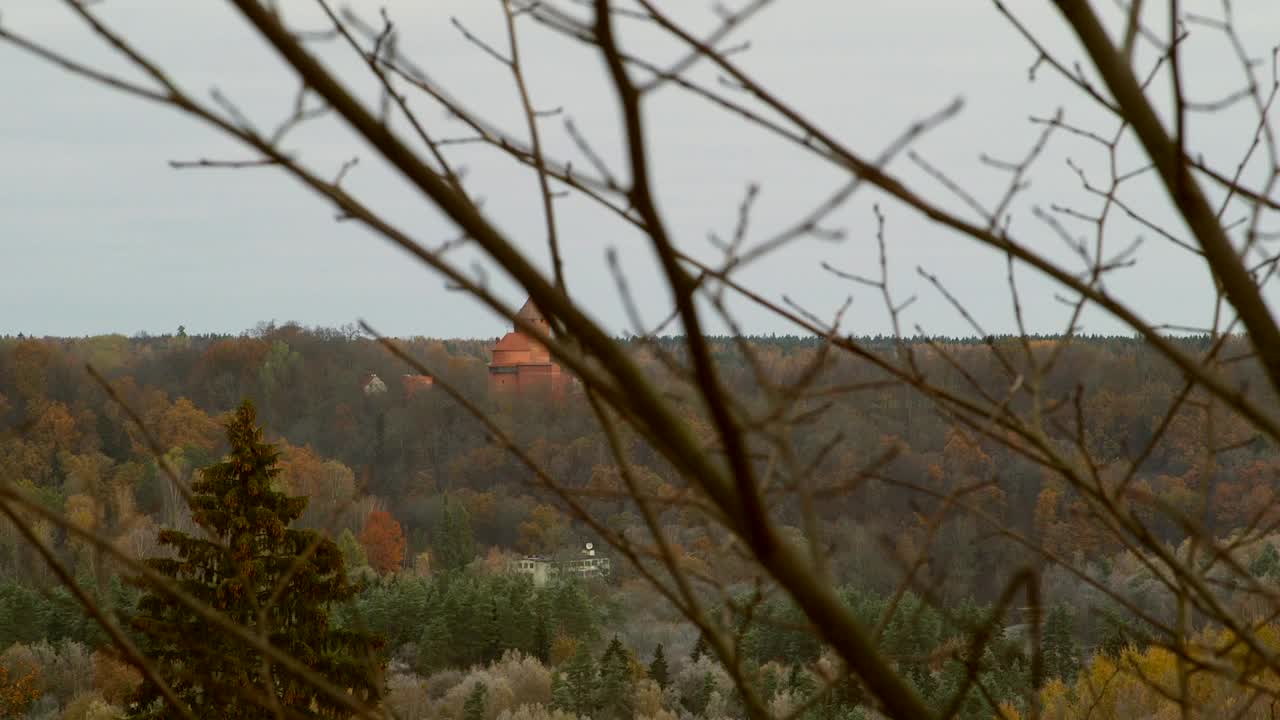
[360,509,406,574]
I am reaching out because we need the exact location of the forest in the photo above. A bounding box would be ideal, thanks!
[1,327,1277,719]
[4,0,1278,714]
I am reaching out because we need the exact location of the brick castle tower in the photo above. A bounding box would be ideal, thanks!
[487,298,567,395]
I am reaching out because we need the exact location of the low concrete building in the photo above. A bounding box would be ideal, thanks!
[560,542,611,580]
[512,556,554,587]
[511,544,610,587]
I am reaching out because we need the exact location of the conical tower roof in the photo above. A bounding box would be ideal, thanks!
[515,297,546,325]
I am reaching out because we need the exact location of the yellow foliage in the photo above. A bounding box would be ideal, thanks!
[996,699,1023,719]
[549,634,578,667]
[1041,622,1280,718]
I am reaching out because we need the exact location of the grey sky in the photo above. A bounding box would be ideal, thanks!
[2,1,1277,339]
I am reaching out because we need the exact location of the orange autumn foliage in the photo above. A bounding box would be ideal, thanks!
[0,662,40,717]
[93,650,142,704]
[360,509,406,574]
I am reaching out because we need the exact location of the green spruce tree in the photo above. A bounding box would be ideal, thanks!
[125,401,382,719]
[787,662,816,699]
[463,681,488,720]
[1043,604,1080,683]
[564,644,600,716]
[479,594,503,665]
[683,672,716,717]
[757,662,783,705]
[551,579,599,643]
[1252,543,1280,579]
[437,495,476,573]
[533,611,552,664]
[598,636,634,720]
[337,528,369,571]
[417,613,451,673]
[648,642,669,689]
[549,671,575,713]
[690,632,709,663]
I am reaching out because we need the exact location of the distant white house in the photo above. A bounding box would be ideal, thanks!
[511,543,611,587]
[513,556,555,587]
[361,372,388,395]
[559,542,611,580]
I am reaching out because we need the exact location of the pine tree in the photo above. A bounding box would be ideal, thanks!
[758,662,782,705]
[1043,604,1080,683]
[463,681,488,720]
[417,613,451,673]
[648,642,669,689]
[564,644,600,716]
[445,577,489,666]
[551,579,599,643]
[690,632,709,662]
[598,636,634,720]
[600,634,625,669]
[503,577,537,655]
[125,401,382,719]
[479,594,503,664]
[437,495,476,572]
[1252,543,1280,579]
[1097,607,1150,660]
[549,671,575,713]
[682,672,716,717]
[533,610,552,664]
[337,528,368,571]
[787,662,815,699]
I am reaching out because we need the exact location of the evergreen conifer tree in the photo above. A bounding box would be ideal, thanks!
[549,671,575,713]
[1043,604,1080,683]
[682,672,716,717]
[599,634,625,669]
[533,611,552,664]
[648,642,669,689]
[690,632,709,663]
[758,662,782,705]
[125,401,382,719]
[564,644,600,716]
[437,495,476,572]
[337,528,369,571]
[463,681,488,720]
[108,574,137,618]
[787,662,816,699]
[1252,543,1280,579]
[480,594,503,664]
[598,636,634,720]
[417,613,451,672]
[504,578,537,655]
[551,579,598,643]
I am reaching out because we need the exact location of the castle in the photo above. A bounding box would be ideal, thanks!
[488,298,568,395]
[360,298,568,397]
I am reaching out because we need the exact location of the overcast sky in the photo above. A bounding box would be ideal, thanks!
[2,1,1277,339]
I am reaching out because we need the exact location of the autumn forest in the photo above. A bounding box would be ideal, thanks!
[0,327,1275,719]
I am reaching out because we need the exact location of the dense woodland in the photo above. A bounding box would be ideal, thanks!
[1,327,1278,718]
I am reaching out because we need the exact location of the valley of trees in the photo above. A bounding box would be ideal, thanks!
[2,329,1279,718]
[2,0,1278,714]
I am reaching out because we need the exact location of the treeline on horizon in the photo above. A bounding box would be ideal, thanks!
[2,323,1280,717]
[0,323,1232,345]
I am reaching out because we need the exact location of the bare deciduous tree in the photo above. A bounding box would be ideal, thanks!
[2,1,1280,718]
